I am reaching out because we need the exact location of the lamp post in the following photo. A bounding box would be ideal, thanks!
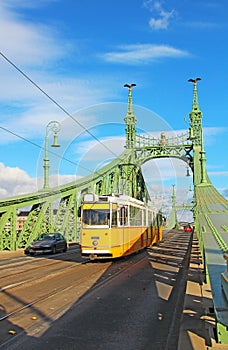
[43,121,61,190]
[171,184,179,229]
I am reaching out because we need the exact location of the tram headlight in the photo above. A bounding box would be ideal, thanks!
[92,240,98,246]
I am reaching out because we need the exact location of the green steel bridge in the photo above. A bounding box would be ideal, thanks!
[0,80,228,344]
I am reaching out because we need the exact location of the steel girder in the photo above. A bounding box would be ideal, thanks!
[0,131,195,252]
[0,149,150,250]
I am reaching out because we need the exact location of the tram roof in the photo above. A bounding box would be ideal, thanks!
[82,193,157,210]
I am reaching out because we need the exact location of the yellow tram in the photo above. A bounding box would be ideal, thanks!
[80,193,163,260]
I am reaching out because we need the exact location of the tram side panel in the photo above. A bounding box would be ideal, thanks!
[81,225,162,260]
[121,226,148,257]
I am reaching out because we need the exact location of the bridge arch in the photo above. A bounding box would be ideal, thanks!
[0,79,204,250]
[136,154,194,226]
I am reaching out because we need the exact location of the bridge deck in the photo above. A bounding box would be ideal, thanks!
[0,231,217,349]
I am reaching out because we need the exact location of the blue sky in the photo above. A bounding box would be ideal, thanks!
[0,0,227,220]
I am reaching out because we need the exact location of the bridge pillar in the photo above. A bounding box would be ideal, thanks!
[124,83,137,149]
[188,78,208,186]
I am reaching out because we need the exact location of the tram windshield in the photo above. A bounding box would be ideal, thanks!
[82,209,110,226]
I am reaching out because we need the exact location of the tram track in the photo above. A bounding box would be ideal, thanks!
[1,250,148,320]
[0,248,149,346]
[0,261,98,322]
[0,246,80,270]
[0,250,81,281]
[0,259,87,293]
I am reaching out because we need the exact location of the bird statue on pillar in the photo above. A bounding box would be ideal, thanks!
[188,77,201,86]
[124,83,136,90]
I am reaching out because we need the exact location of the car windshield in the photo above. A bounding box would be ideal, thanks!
[36,233,55,241]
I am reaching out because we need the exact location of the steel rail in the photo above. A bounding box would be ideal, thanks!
[0,251,147,324]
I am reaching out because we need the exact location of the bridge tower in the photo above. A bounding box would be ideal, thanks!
[124,83,137,149]
[188,78,208,186]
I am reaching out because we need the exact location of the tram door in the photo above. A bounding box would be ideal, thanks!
[119,206,129,254]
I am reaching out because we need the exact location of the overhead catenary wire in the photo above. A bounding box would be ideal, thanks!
[0,51,138,197]
[0,51,120,159]
[0,125,108,176]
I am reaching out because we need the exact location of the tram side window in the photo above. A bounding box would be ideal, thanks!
[154,213,161,226]
[83,210,90,225]
[147,210,150,226]
[130,206,142,226]
[153,212,158,226]
[158,213,162,226]
[143,208,146,226]
[119,206,128,226]
[112,209,117,226]
[149,211,154,227]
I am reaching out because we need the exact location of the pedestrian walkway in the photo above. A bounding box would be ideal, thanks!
[178,233,227,349]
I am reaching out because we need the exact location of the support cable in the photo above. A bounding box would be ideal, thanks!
[0,125,101,175]
[0,51,119,158]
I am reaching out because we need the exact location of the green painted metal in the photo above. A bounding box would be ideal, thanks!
[166,185,179,229]
[217,322,228,345]
[124,83,137,149]
[165,184,193,230]
[0,80,228,343]
[0,146,150,249]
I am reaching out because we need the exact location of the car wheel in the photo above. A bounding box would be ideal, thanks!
[52,246,56,254]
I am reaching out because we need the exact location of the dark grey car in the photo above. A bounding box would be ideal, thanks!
[25,232,67,256]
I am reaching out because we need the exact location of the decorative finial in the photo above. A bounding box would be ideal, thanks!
[188,77,201,109]
[188,77,201,86]
[124,83,136,115]
[124,83,136,90]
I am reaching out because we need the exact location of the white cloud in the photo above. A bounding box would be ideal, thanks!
[74,135,125,159]
[0,162,80,198]
[102,44,189,65]
[0,162,38,197]
[0,1,190,151]
[203,126,226,136]
[149,10,175,30]
[143,0,176,30]
[0,2,64,67]
[0,1,115,146]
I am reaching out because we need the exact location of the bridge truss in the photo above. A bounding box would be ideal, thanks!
[0,80,228,343]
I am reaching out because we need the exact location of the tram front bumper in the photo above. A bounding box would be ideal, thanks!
[81,249,112,259]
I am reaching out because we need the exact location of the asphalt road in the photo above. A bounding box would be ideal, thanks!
[0,230,192,350]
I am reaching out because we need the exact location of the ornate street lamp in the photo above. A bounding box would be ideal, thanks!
[43,121,61,190]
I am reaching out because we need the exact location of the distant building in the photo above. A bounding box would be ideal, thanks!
[16,211,29,232]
